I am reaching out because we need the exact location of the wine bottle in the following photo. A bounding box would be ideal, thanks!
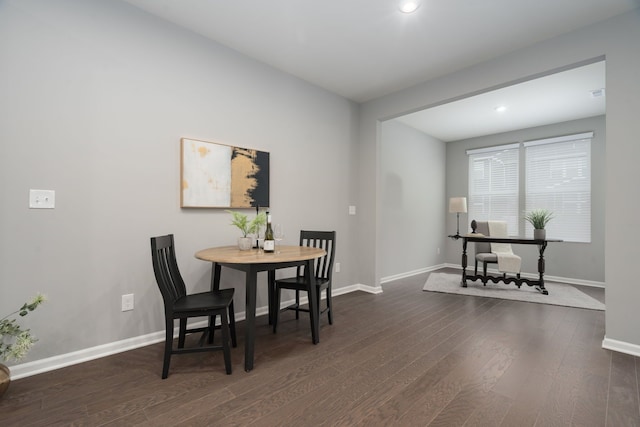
[263,212,275,253]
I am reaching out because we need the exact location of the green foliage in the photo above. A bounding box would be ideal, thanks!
[226,210,267,237]
[524,209,554,229]
[1,293,46,362]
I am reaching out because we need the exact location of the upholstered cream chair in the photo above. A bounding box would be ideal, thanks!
[472,220,521,277]
[473,221,498,276]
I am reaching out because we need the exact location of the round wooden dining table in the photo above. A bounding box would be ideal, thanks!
[195,245,326,372]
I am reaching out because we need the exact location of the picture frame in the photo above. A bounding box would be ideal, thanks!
[180,138,270,208]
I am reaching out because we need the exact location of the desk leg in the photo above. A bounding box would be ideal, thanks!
[537,242,549,295]
[461,239,468,287]
[306,259,319,345]
[244,266,258,371]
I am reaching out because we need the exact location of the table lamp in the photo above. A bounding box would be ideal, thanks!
[448,197,467,239]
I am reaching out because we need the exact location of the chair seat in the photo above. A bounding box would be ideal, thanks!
[275,276,329,291]
[475,253,497,262]
[174,289,235,313]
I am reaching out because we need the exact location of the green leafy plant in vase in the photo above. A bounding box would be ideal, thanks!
[1,293,46,398]
[524,209,554,240]
[227,210,266,250]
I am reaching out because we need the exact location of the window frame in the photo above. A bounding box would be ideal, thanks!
[466,132,593,242]
[467,143,520,236]
[523,132,592,243]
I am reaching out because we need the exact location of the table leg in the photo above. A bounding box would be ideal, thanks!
[208,263,222,336]
[305,259,319,344]
[244,266,258,371]
[267,270,275,325]
[210,263,221,291]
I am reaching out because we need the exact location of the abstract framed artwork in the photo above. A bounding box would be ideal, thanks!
[180,138,270,208]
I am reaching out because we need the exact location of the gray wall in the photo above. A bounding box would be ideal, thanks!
[3,0,640,371]
[358,10,640,351]
[380,120,446,279]
[0,0,358,365]
[444,116,606,284]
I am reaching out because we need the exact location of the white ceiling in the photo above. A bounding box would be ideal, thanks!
[122,0,634,139]
[395,61,606,141]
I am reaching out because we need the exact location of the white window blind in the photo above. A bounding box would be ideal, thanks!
[524,132,592,242]
[467,143,519,235]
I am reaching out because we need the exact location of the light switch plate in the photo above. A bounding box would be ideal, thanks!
[122,294,134,311]
[29,189,55,209]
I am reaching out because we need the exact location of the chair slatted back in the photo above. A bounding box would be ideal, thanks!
[151,235,187,308]
[298,230,336,281]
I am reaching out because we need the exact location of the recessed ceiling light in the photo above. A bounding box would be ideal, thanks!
[399,0,421,13]
[494,105,507,113]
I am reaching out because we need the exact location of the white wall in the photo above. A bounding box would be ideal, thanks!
[444,115,606,284]
[0,0,358,370]
[380,121,446,279]
[358,9,640,354]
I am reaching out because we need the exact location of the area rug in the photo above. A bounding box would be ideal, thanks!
[422,272,604,311]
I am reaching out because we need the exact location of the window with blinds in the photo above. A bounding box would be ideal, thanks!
[467,143,519,235]
[524,132,592,242]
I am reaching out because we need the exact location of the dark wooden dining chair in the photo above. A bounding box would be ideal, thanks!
[150,234,236,379]
[273,230,336,334]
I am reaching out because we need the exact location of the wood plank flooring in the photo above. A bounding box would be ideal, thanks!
[2,269,638,426]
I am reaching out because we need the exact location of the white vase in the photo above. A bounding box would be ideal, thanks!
[237,237,253,250]
[534,228,546,240]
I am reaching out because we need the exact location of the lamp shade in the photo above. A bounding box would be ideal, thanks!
[449,197,467,213]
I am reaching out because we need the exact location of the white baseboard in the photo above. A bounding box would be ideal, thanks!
[10,312,256,380]
[9,331,168,380]
[8,284,381,380]
[381,264,447,284]
[602,337,640,357]
[7,264,609,380]
[334,283,383,295]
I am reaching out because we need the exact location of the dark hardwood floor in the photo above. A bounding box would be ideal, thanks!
[2,269,638,426]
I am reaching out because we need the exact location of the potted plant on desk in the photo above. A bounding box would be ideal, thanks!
[1,293,46,398]
[524,209,554,240]
[227,210,266,250]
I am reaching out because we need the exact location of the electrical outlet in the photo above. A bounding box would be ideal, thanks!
[29,189,55,209]
[437,247,440,255]
[335,262,341,273]
[121,294,134,311]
